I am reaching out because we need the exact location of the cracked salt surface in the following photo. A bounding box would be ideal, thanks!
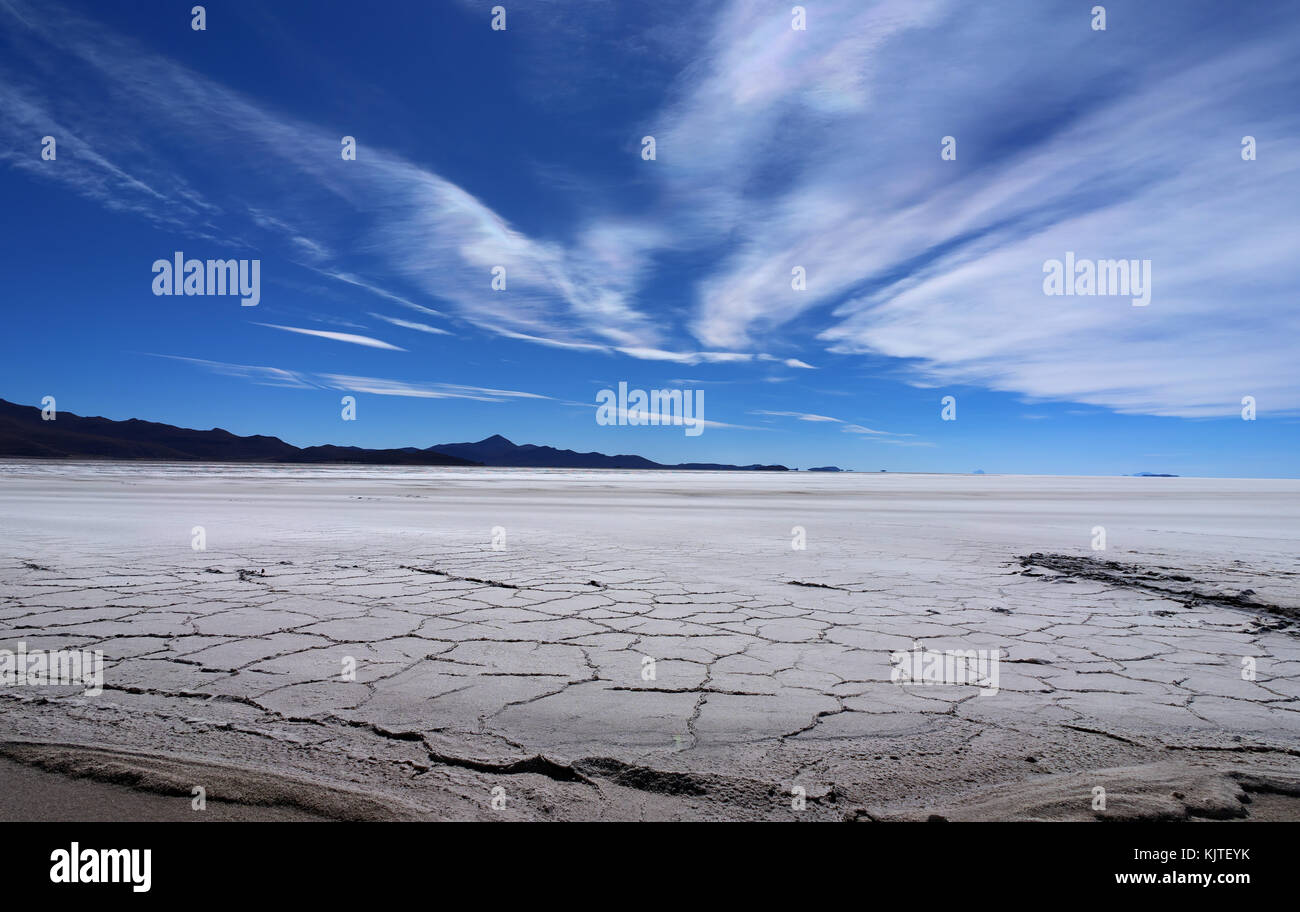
[2,463,1299,820]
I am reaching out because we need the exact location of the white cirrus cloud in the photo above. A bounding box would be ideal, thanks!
[751,410,841,423]
[254,323,405,351]
[367,313,452,336]
[151,355,551,404]
[650,0,1300,417]
[318,375,497,401]
[145,354,319,390]
[7,0,1298,416]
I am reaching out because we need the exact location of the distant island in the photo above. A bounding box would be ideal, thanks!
[807,466,845,472]
[1132,472,1180,477]
[0,398,788,471]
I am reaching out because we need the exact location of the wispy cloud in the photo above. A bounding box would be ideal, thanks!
[0,0,851,381]
[763,357,817,370]
[614,347,809,367]
[648,0,1300,417]
[750,410,924,442]
[156,354,549,404]
[368,313,452,336]
[751,410,842,423]
[254,323,405,351]
[487,327,609,353]
[0,0,663,356]
[433,383,551,401]
[315,269,424,311]
[6,0,1298,420]
[146,354,319,389]
[319,375,509,401]
[590,405,760,433]
[842,424,911,437]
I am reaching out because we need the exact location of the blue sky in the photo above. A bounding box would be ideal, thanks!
[1,0,1297,475]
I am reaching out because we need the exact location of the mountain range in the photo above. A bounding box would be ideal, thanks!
[0,399,787,471]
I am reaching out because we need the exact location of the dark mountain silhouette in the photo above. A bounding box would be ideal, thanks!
[0,399,787,470]
[427,435,786,471]
[430,435,658,469]
[0,399,473,465]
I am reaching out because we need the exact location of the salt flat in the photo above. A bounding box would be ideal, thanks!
[2,462,1299,820]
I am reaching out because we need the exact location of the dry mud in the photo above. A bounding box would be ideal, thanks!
[2,463,1298,821]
